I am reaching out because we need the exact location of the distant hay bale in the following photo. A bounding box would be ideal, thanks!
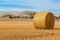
[33,12,55,29]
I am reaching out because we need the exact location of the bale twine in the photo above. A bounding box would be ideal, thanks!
[33,12,55,29]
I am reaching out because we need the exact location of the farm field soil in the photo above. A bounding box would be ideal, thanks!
[0,19,60,40]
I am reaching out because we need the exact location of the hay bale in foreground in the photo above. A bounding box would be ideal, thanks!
[33,12,55,29]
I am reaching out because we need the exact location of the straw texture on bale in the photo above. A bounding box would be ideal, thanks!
[33,12,55,29]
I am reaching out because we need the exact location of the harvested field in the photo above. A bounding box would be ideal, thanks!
[0,19,60,40]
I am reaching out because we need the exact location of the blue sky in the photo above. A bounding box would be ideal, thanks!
[0,0,60,14]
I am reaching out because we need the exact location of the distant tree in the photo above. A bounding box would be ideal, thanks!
[59,16,60,19]
[9,15,13,19]
[55,16,59,19]
[11,16,20,18]
[25,16,28,18]
[29,15,33,19]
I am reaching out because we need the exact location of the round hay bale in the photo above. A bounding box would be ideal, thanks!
[33,12,55,29]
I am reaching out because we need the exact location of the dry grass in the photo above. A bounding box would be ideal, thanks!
[0,19,60,40]
[54,20,60,29]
